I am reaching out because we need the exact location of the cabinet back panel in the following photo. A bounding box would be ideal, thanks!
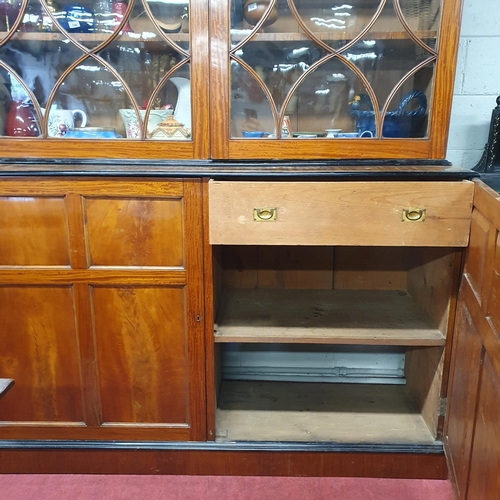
[222,246,408,291]
[221,246,334,290]
[334,247,407,290]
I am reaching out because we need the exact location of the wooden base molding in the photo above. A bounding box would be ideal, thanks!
[0,442,447,478]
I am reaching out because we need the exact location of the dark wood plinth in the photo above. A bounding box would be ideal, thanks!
[0,443,447,478]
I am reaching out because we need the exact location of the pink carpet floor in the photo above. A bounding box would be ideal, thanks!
[0,475,454,499]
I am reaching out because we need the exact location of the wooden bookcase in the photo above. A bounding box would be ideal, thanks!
[0,1,499,497]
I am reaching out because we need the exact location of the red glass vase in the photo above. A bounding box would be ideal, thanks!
[5,100,40,137]
[112,1,133,32]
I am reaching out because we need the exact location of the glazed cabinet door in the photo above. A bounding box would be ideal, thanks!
[445,181,500,499]
[210,0,463,160]
[0,0,209,159]
[0,178,206,441]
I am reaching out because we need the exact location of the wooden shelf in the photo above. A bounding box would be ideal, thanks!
[214,289,445,346]
[216,380,436,444]
[3,31,189,44]
[230,30,437,43]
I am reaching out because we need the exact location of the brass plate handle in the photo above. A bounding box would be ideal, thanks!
[254,207,277,222]
[402,208,426,222]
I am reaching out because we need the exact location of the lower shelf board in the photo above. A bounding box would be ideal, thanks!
[214,289,445,345]
[215,380,436,445]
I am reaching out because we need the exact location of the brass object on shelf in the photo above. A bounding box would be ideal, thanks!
[243,0,278,27]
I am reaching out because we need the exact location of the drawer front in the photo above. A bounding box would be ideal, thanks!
[208,180,474,247]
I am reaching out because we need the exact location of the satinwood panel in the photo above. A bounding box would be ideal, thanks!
[466,355,500,500]
[0,197,70,266]
[445,181,500,499]
[444,299,483,499]
[92,286,189,424]
[465,210,493,305]
[85,198,184,267]
[487,232,500,334]
[0,177,206,441]
[0,286,83,423]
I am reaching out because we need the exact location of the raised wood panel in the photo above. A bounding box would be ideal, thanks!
[208,181,474,247]
[487,232,500,335]
[466,354,500,500]
[85,197,184,267]
[445,181,500,499]
[464,210,492,303]
[92,286,189,425]
[0,286,83,423]
[0,197,70,266]
[445,299,483,499]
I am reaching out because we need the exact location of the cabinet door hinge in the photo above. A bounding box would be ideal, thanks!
[438,397,447,417]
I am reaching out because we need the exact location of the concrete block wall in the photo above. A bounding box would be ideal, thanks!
[447,0,500,168]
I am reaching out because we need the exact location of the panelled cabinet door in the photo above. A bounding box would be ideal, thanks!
[444,181,500,499]
[0,0,209,159]
[210,0,462,160]
[0,178,206,441]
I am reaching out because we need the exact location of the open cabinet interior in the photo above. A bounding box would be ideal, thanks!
[212,245,459,444]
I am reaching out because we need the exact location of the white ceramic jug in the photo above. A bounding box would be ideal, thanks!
[41,107,88,137]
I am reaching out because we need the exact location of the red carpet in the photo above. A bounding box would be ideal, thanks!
[0,475,453,499]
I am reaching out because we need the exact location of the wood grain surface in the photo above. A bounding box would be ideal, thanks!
[214,289,445,345]
[208,180,474,246]
[0,178,206,441]
[445,180,500,499]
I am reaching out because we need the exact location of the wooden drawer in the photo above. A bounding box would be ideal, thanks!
[208,180,474,247]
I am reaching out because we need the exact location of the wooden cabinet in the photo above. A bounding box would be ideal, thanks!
[0,0,461,160]
[210,0,462,160]
[206,179,474,446]
[445,181,500,500]
[0,0,499,491]
[0,177,206,441]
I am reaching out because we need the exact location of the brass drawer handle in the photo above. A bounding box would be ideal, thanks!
[254,207,277,221]
[402,208,426,222]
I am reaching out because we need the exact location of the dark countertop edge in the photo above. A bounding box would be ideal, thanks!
[0,158,479,180]
[0,439,444,454]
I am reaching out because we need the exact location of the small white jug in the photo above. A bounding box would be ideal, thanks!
[41,107,88,137]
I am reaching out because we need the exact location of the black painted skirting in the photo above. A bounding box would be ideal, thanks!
[0,439,444,454]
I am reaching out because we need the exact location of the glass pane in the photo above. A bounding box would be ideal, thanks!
[382,63,434,138]
[0,0,191,140]
[230,0,439,141]
[291,57,374,138]
[230,59,274,138]
[0,67,41,137]
[345,1,434,111]
[400,0,441,46]
[295,0,380,51]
